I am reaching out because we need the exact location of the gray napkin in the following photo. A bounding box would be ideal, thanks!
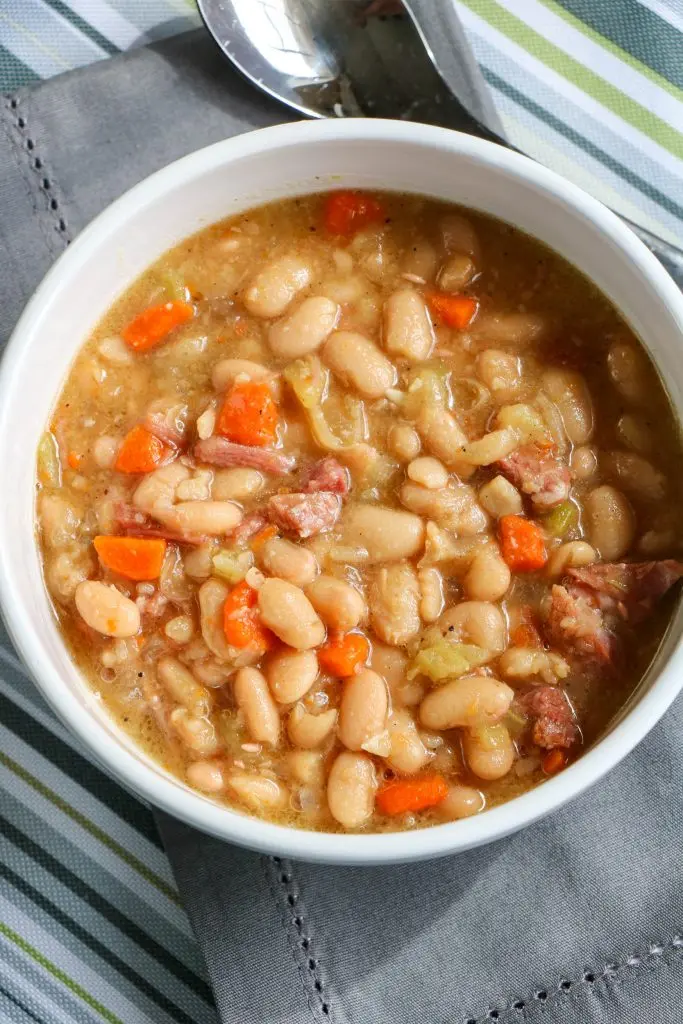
[2,28,683,1024]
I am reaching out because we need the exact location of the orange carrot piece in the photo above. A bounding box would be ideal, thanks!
[67,451,82,470]
[323,191,385,236]
[541,749,569,775]
[510,606,544,648]
[122,300,193,352]
[94,536,166,581]
[318,632,370,678]
[376,774,449,816]
[223,580,274,651]
[250,524,278,551]
[426,290,478,329]
[216,380,279,448]
[499,515,547,573]
[114,425,172,474]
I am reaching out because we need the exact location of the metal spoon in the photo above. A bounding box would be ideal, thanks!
[197,0,683,286]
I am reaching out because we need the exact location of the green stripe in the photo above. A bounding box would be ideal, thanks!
[0,691,163,849]
[0,43,39,93]
[0,921,124,1024]
[0,860,198,1024]
[0,751,179,906]
[0,813,212,1006]
[555,0,683,93]
[45,0,119,57]
[459,0,683,159]
[484,67,683,223]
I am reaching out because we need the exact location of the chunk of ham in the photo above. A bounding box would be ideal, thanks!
[194,436,296,476]
[497,443,570,510]
[268,492,342,539]
[545,583,614,663]
[231,512,269,546]
[301,457,350,495]
[114,502,207,546]
[518,685,579,749]
[568,560,683,623]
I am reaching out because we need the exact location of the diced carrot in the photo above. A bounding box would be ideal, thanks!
[317,632,370,678]
[114,425,173,474]
[67,451,82,470]
[510,606,544,648]
[541,749,569,776]
[250,524,278,551]
[376,774,449,816]
[426,290,478,329]
[499,515,547,573]
[323,191,385,237]
[216,380,279,448]
[122,300,194,352]
[94,535,166,581]
[223,580,274,651]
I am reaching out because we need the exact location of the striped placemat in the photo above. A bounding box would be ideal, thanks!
[0,2,681,1022]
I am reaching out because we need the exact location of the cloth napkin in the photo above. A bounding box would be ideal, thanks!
[2,25,683,1024]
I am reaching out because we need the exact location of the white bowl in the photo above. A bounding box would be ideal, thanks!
[2,119,683,865]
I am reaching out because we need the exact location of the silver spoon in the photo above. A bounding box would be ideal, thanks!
[197,0,683,286]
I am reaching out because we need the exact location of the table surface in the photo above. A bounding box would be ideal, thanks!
[1,2,682,1022]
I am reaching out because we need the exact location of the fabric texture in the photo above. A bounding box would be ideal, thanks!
[0,11,682,1024]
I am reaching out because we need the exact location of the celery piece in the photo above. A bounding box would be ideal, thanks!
[408,639,490,682]
[544,501,578,538]
[212,548,253,584]
[37,432,61,488]
[402,367,450,421]
[160,268,190,303]
[284,356,347,451]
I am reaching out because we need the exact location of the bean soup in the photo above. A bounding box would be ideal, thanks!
[36,191,683,832]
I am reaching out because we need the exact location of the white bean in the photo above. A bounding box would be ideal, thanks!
[75,581,140,638]
[383,289,434,361]
[463,724,514,780]
[414,404,473,477]
[227,773,286,810]
[387,709,431,775]
[464,547,511,602]
[338,669,388,751]
[440,214,479,257]
[469,313,545,349]
[257,578,325,649]
[607,341,647,403]
[478,475,523,518]
[170,708,220,756]
[285,750,324,786]
[243,253,313,318]
[407,456,448,490]
[186,761,225,794]
[584,485,635,560]
[546,541,597,578]
[265,649,318,704]
[164,615,194,644]
[602,451,666,502]
[437,784,485,820]
[388,423,421,461]
[570,445,598,481]
[133,462,189,515]
[287,704,337,748]
[420,676,513,730]
[184,544,214,580]
[458,427,520,466]
[212,468,265,501]
[158,656,210,716]
[327,751,376,828]
[234,667,280,746]
[211,358,270,392]
[439,601,506,654]
[402,240,438,281]
[418,567,444,623]
[39,495,80,548]
[260,537,319,588]
[477,349,522,401]
[305,575,366,632]
[93,436,119,469]
[159,501,242,536]
[323,330,397,398]
[616,414,653,454]
[268,296,339,358]
[370,563,421,646]
[541,368,593,444]
[437,254,475,292]
[400,481,488,536]
[498,647,569,683]
[341,505,424,563]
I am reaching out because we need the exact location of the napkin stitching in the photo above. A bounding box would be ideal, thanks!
[262,856,333,1023]
[465,932,683,1022]
[4,92,72,253]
